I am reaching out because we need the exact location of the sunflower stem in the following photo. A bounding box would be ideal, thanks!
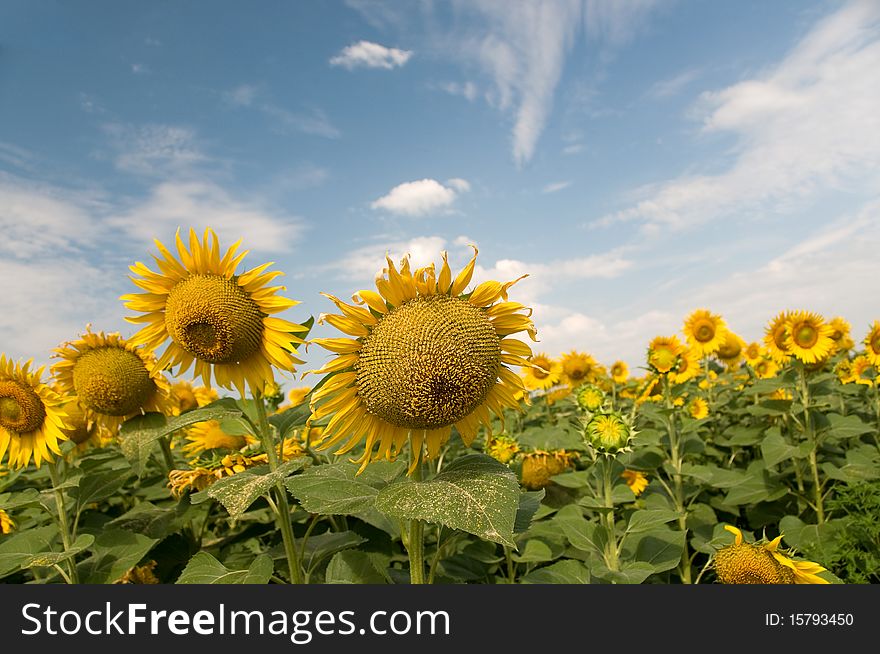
[601,459,619,573]
[663,375,691,584]
[252,390,304,584]
[798,366,824,524]
[406,447,427,585]
[158,435,175,472]
[48,460,79,584]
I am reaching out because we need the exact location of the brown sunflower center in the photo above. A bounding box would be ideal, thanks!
[773,325,789,351]
[871,334,880,354]
[714,544,794,584]
[355,295,501,430]
[565,362,590,381]
[165,274,265,364]
[72,347,156,416]
[531,359,550,380]
[793,323,818,348]
[694,321,715,343]
[718,341,742,359]
[0,381,46,433]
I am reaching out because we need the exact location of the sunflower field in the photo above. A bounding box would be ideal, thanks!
[1,227,878,585]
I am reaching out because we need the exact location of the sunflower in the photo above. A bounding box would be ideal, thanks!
[784,311,835,364]
[576,384,605,412]
[688,397,709,420]
[121,228,308,395]
[0,508,15,534]
[0,356,70,469]
[716,331,745,369]
[835,358,855,384]
[828,317,854,353]
[647,335,685,374]
[609,360,628,384]
[850,355,876,386]
[485,435,520,464]
[669,347,701,384]
[714,526,829,584]
[621,470,648,497]
[743,342,762,366]
[168,380,218,416]
[864,321,880,366]
[58,398,109,452]
[52,329,173,434]
[309,246,535,474]
[583,411,633,454]
[182,420,250,458]
[519,450,576,490]
[560,351,597,388]
[683,309,727,357]
[764,311,792,363]
[522,353,562,391]
[752,356,780,380]
[637,376,662,404]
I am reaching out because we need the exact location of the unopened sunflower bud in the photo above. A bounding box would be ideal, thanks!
[583,410,633,455]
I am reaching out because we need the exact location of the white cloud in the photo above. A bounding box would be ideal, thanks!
[371,178,469,216]
[595,0,880,230]
[103,123,208,177]
[330,40,413,70]
[562,143,584,155]
[109,181,304,254]
[446,178,471,193]
[131,63,150,74]
[646,68,701,99]
[223,84,258,107]
[542,180,571,193]
[437,81,479,101]
[319,236,450,280]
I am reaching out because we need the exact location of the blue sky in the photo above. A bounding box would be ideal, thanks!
[1,0,879,385]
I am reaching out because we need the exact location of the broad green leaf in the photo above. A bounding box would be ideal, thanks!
[0,526,59,577]
[520,560,589,584]
[592,560,655,584]
[22,534,94,569]
[512,538,557,563]
[176,552,273,584]
[549,470,591,488]
[375,454,520,548]
[106,503,177,540]
[632,529,686,574]
[552,504,598,553]
[285,460,405,516]
[297,531,367,573]
[760,431,800,467]
[625,509,679,534]
[197,458,309,518]
[325,550,389,584]
[76,529,158,584]
[723,471,788,505]
[824,413,873,439]
[72,467,132,511]
[514,490,545,533]
[0,488,40,510]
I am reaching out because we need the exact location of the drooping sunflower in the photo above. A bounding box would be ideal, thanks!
[621,470,648,497]
[669,347,701,384]
[0,356,70,469]
[647,335,685,374]
[522,353,562,391]
[764,311,793,363]
[168,380,218,416]
[52,329,173,434]
[783,311,835,364]
[864,321,880,366]
[182,420,251,458]
[683,309,727,357]
[714,526,829,584]
[519,450,577,490]
[716,331,745,369]
[309,246,535,474]
[121,228,308,395]
[609,360,628,384]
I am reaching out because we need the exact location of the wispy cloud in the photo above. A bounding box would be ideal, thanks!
[330,40,413,70]
[131,63,150,75]
[371,178,470,216]
[594,0,880,231]
[542,180,571,193]
[222,86,341,139]
[646,68,701,99]
[435,80,479,101]
[223,84,259,107]
[103,123,208,177]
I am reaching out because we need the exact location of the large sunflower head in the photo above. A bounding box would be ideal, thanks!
[683,309,727,357]
[0,356,70,469]
[863,320,880,366]
[609,360,629,384]
[669,347,700,384]
[309,246,535,474]
[784,311,835,364]
[764,311,793,363]
[52,329,173,434]
[121,228,308,395]
[713,526,829,584]
[647,335,685,374]
[522,353,562,391]
[560,351,597,388]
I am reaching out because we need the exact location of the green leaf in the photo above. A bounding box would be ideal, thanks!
[285,460,405,516]
[0,488,41,510]
[632,529,686,574]
[269,402,312,440]
[514,490,545,533]
[512,539,557,563]
[520,560,589,584]
[592,560,655,584]
[198,458,309,518]
[106,502,177,540]
[548,470,591,488]
[625,509,679,534]
[375,454,520,548]
[120,400,244,475]
[71,467,132,510]
[824,413,873,439]
[552,504,599,553]
[325,550,389,584]
[22,534,94,569]
[176,552,273,584]
[298,531,367,573]
[76,529,158,584]
[723,470,787,505]
[0,526,59,577]
[760,432,800,467]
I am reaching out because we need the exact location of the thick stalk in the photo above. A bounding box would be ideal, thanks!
[158,435,176,472]
[601,460,619,573]
[48,461,79,584]
[663,376,691,584]
[406,446,426,584]
[799,367,824,524]
[253,392,304,584]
